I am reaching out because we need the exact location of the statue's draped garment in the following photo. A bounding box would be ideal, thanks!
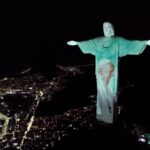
[78,36,147,123]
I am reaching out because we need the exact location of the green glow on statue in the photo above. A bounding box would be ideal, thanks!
[146,133,150,144]
[67,22,150,124]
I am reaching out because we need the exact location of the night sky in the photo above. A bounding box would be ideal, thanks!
[1,0,150,72]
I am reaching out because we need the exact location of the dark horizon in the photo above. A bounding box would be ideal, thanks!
[0,0,150,71]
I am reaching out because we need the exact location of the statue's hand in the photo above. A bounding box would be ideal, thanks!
[146,40,150,46]
[67,40,78,46]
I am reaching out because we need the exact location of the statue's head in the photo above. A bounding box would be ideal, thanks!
[103,22,115,37]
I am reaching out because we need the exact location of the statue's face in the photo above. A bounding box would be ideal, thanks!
[103,22,114,37]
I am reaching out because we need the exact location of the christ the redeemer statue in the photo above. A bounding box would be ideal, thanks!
[67,22,150,124]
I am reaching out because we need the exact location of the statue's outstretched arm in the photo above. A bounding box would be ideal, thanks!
[146,40,150,46]
[67,40,78,46]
